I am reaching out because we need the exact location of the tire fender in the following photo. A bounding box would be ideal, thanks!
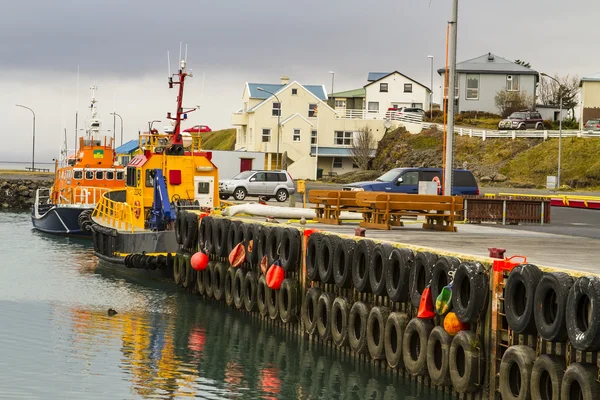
[566,276,600,351]
[505,264,542,333]
[449,330,482,393]
[352,239,375,292]
[369,243,393,296]
[204,262,214,298]
[318,235,340,284]
[306,233,322,282]
[278,278,298,323]
[409,252,438,308]
[386,248,414,303]
[430,256,460,303]
[243,271,257,312]
[534,272,573,342]
[367,306,391,360]
[499,345,536,400]
[402,318,433,376]
[280,228,301,272]
[452,262,489,323]
[333,239,355,289]
[224,266,235,306]
[331,297,351,347]
[530,355,565,400]
[316,292,335,341]
[384,312,408,369]
[212,261,226,301]
[257,274,268,317]
[560,363,600,400]
[427,326,452,386]
[233,268,245,309]
[348,301,370,353]
[302,287,322,335]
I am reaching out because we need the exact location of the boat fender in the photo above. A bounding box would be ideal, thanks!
[352,239,375,293]
[348,301,370,353]
[266,286,279,320]
[449,330,482,393]
[386,248,413,303]
[560,363,600,400]
[202,217,214,254]
[266,227,284,266]
[204,262,215,298]
[257,274,268,317]
[256,226,271,267]
[243,271,258,312]
[227,220,243,256]
[534,272,573,342]
[499,345,536,400]
[366,306,390,360]
[306,233,322,282]
[402,318,433,376]
[333,239,355,289]
[302,287,322,335]
[278,278,298,323]
[504,264,542,333]
[196,265,206,296]
[384,312,408,369]
[213,219,230,258]
[243,223,259,266]
[233,268,246,310]
[431,256,461,305]
[318,235,340,284]
[182,213,198,250]
[316,292,335,341]
[409,252,438,308]
[280,228,301,273]
[426,326,452,386]
[224,266,235,306]
[452,262,489,323]
[173,252,184,285]
[530,355,565,400]
[566,276,600,351]
[369,243,393,296]
[331,297,351,347]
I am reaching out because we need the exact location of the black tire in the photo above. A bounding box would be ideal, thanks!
[224,266,235,306]
[219,194,229,200]
[348,301,369,354]
[560,363,600,400]
[212,261,226,301]
[257,274,268,317]
[452,262,489,323]
[499,345,536,400]
[275,189,288,202]
[505,264,543,334]
[266,226,283,265]
[535,122,544,130]
[402,318,433,376]
[173,252,184,285]
[203,217,215,254]
[367,306,390,360]
[534,272,573,342]
[196,264,205,295]
[204,262,214,298]
[280,228,301,272]
[316,292,335,341]
[449,330,482,393]
[266,287,279,320]
[427,326,452,386]
[385,312,408,369]
[530,354,565,400]
[182,212,198,250]
[227,220,243,256]
[213,219,231,258]
[182,253,196,289]
[302,287,322,335]
[278,278,298,323]
[233,187,247,201]
[333,239,355,289]
[243,271,257,312]
[174,210,183,245]
[318,235,340,284]
[198,216,212,252]
[331,297,351,347]
[369,243,393,296]
[233,268,245,309]
[243,223,259,265]
[352,239,375,292]
[409,251,438,308]
[386,248,413,303]
[566,276,600,351]
[430,256,460,306]
[257,226,271,267]
[306,233,322,282]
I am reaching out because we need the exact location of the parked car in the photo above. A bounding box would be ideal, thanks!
[403,107,426,114]
[342,167,479,195]
[584,119,600,132]
[219,170,296,202]
[498,111,544,130]
[184,125,212,133]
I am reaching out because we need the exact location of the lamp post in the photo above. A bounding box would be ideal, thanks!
[111,112,123,146]
[149,120,161,133]
[16,104,36,171]
[444,0,458,196]
[257,87,282,169]
[541,73,563,189]
[329,71,335,97]
[427,55,434,120]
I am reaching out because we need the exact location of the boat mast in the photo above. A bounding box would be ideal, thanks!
[87,85,101,139]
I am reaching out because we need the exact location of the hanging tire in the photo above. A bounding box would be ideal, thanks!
[233,268,245,309]
[348,301,369,354]
[212,261,226,301]
[267,226,284,265]
[317,292,335,341]
[243,271,257,312]
[227,220,243,256]
[174,210,183,245]
[331,297,350,347]
[213,219,230,258]
[224,266,235,306]
[204,263,214,298]
[534,272,573,342]
[280,228,301,272]
[409,252,437,307]
[244,223,259,266]
[499,345,536,400]
[257,274,268,317]
[369,243,393,296]
[530,354,565,400]
[566,276,600,351]
[367,306,390,360]
[278,278,298,323]
[384,312,408,369]
[257,226,271,266]
[267,287,279,320]
[427,326,452,386]
[182,212,199,250]
[505,264,543,334]
[203,217,215,255]
[431,256,460,304]
[333,239,355,289]
[196,264,206,296]
[306,233,322,282]
[182,253,196,289]
[560,363,600,400]
[402,318,433,376]
[318,235,340,284]
[386,248,413,303]
[449,330,482,393]
[198,216,211,252]
[173,252,184,285]
[302,287,322,335]
[352,239,375,293]
[452,262,489,323]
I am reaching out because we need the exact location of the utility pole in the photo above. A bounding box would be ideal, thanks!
[444,0,458,196]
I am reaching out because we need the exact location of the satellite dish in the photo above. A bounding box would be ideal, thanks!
[384,119,392,129]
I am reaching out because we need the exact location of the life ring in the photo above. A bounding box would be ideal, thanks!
[432,176,441,194]
[133,200,141,219]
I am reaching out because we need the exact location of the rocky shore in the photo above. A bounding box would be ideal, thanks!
[1,177,53,211]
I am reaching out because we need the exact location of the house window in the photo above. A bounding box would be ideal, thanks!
[368,102,379,113]
[335,100,346,108]
[293,129,301,142]
[334,131,354,146]
[308,104,317,118]
[262,128,271,142]
[466,74,479,100]
[292,88,298,95]
[507,75,519,91]
[352,161,359,169]
[404,83,413,93]
[272,102,281,116]
[332,157,343,168]
[380,83,388,92]
[311,130,317,145]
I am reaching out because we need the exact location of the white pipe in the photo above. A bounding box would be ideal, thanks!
[222,203,363,220]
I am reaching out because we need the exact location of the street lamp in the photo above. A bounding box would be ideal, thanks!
[149,120,161,133]
[541,72,563,189]
[16,104,36,171]
[257,87,282,169]
[111,112,123,146]
[329,71,335,97]
[427,56,434,120]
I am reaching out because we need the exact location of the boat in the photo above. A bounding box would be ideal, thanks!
[31,87,126,236]
[86,55,219,272]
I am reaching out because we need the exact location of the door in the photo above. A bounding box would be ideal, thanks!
[247,172,266,195]
[266,172,281,195]
[194,176,214,207]
[240,158,253,172]
[394,171,419,193]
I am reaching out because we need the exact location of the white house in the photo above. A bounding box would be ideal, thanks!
[364,71,431,113]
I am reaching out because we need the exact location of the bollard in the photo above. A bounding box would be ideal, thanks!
[488,247,506,259]
[355,227,366,237]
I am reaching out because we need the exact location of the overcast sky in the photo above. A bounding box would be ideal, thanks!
[2,0,598,163]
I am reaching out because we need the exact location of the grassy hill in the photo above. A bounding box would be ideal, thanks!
[196,129,236,150]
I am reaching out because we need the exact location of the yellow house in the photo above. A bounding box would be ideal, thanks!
[580,73,600,127]
[115,139,142,166]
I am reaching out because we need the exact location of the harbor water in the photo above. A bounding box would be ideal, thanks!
[0,212,439,399]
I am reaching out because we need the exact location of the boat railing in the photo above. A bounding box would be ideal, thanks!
[36,187,52,204]
[138,133,202,153]
[93,191,135,233]
[56,186,110,206]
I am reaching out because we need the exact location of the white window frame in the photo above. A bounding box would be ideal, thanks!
[332,157,343,169]
[334,100,346,108]
[380,83,388,92]
[466,74,479,100]
[308,104,317,118]
[293,129,301,142]
[334,131,354,146]
[367,102,379,113]
[311,130,317,145]
[507,75,520,92]
[272,102,281,117]
[404,83,413,93]
[262,128,271,143]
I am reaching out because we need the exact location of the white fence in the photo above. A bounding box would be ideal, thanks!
[335,109,424,124]
[421,123,600,140]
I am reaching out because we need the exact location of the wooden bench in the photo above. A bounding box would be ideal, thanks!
[308,190,368,225]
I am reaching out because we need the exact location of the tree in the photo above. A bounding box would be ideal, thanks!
[350,127,375,170]
[515,60,531,68]
[494,89,534,117]
[538,74,579,117]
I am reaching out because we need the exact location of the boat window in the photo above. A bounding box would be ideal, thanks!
[106,171,114,180]
[117,171,124,181]
[96,171,104,180]
[126,167,136,187]
[145,170,154,187]
[197,182,210,194]
[74,171,83,180]
[85,170,94,180]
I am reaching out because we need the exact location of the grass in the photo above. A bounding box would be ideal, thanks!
[197,129,236,151]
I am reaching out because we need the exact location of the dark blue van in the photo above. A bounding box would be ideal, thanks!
[342,167,479,195]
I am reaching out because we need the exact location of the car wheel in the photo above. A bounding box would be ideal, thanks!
[535,122,543,130]
[219,194,230,201]
[233,188,247,201]
[519,124,526,130]
[276,189,288,202]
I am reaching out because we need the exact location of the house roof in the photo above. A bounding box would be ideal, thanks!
[330,88,366,98]
[364,71,431,92]
[581,72,600,84]
[367,72,390,82]
[309,146,375,157]
[247,83,327,100]
[437,53,539,75]
[280,113,314,127]
[115,139,139,154]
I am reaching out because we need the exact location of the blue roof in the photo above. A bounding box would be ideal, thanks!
[367,72,390,82]
[115,139,139,154]
[247,83,327,100]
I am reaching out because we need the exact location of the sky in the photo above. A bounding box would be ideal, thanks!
[2,0,598,163]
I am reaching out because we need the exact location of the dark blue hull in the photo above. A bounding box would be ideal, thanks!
[31,205,91,236]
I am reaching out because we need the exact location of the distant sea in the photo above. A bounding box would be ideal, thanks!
[0,161,55,172]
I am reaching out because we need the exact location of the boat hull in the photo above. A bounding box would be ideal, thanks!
[31,205,91,236]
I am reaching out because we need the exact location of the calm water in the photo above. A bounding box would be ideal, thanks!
[0,212,440,399]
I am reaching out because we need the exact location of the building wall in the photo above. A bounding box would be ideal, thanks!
[210,150,265,180]
[365,73,430,113]
[581,81,600,123]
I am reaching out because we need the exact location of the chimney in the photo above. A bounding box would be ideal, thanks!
[281,76,290,85]
[487,53,494,61]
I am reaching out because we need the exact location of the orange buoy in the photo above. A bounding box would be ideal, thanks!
[443,312,469,336]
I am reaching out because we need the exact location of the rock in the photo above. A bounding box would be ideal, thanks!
[480,176,492,183]
[1,181,8,189]
[17,185,28,192]
[2,203,8,209]
[493,174,508,182]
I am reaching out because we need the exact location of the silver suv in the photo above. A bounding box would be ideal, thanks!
[219,170,296,202]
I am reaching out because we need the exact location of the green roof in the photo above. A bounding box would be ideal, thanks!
[330,88,366,98]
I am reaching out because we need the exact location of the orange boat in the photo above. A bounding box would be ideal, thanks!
[31,87,125,236]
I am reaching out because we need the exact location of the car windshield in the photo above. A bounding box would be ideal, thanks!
[586,120,600,125]
[508,113,526,119]
[231,171,254,180]
[376,170,402,182]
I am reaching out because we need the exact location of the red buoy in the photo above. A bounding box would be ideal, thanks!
[191,252,209,271]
